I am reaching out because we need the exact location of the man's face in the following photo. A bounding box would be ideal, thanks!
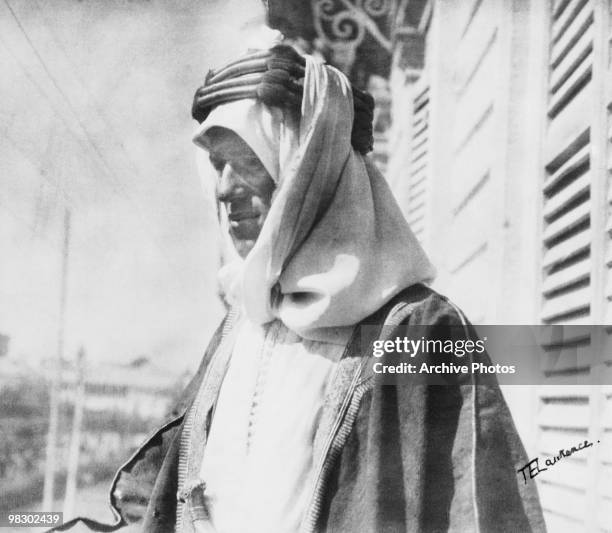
[207,127,276,258]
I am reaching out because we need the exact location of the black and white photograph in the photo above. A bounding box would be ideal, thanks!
[1,0,611,532]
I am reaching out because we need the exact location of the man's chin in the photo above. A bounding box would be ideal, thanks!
[231,239,256,259]
[229,230,259,259]
[227,218,264,258]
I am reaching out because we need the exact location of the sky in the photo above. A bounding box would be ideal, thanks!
[0,0,266,369]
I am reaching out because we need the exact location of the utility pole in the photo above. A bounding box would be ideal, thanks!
[63,345,85,518]
[43,208,71,510]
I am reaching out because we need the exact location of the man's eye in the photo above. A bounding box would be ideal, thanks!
[235,157,266,175]
[243,156,264,168]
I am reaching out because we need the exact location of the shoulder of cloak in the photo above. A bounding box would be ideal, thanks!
[366,282,471,331]
[322,283,547,533]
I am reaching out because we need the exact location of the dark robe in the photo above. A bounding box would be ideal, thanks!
[49,284,545,533]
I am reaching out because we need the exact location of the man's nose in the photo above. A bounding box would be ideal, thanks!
[216,164,246,202]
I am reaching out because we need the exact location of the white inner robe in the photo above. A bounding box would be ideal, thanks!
[199,317,346,533]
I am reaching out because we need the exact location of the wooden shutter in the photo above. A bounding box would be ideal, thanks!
[446,0,498,323]
[601,90,612,531]
[597,386,612,532]
[538,0,592,528]
[536,386,592,529]
[541,0,594,326]
[607,168,612,324]
[536,1,612,530]
[604,131,612,324]
[406,78,430,244]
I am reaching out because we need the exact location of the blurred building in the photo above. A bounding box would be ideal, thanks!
[58,357,188,464]
[0,358,50,510]
[0,353,187,508]
[266,0,612,531]
[55,357,188,486]
[60,357,185,419]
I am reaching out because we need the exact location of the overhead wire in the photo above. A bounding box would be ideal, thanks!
[0,34,102,210]
[1,135,100,258]
[2,0,126,195]
[0,27,164,292]
[1,0,189,291]
[3,133,78,211]
[31,0,146,180]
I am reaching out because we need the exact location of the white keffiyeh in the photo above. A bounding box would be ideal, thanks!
[194,54,435,344]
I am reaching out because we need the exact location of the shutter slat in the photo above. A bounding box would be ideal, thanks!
[542,229,592,269]
[410,173,428,191]
[553,0,572,19]
[413,86,429,110]
[545,315,591,326]
[544,513,582,531]
[542,228,591,268]
[412,134,428,152]
[409,221,425,233]
[542,257,591,294]
[410,143,428,165]
[541,286,591,321]
[410,224,425,236]
[546,90,591,164]
[413,110,428,129]
[410,163,428,178]
[413,120,428,139]
[548,55,592,118]
[543,342,593,373]
[408,216,425,229]
[407,210,426,223]
[539,427,589,452]
[409,187,427,204]
[539,2,601,526]
[409,173,428,191]
[538,460,589,490]
[409,182,427,200]
[540,484,587,519]
[538,402,590,428]
[453,148,491,197]
[551,0,590,44]
[407,197,426,214]
[550,26,593,92]
[414,101,429,116]
[407,79,429,247]
[551,0,593,67]
[543,171,590,220]
[539,324,591,345]
[544,143,589,193]
[544,127,590,187]
[543,199,590,243]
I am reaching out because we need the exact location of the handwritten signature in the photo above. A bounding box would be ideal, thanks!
[517,439,600,484]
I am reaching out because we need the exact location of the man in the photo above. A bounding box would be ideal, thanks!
[53,43,545,533]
